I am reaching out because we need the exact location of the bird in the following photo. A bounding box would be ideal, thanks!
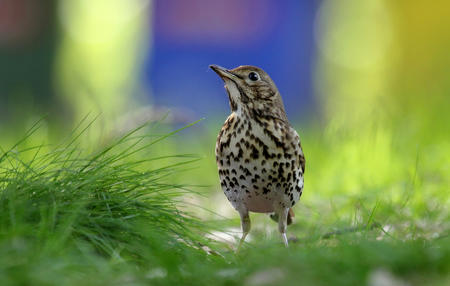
[210,64,305,249]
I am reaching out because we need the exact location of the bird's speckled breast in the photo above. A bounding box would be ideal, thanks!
[215,111,304,213]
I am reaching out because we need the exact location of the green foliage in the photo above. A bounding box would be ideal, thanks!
[0,118,214,285]
[0,116,448,286]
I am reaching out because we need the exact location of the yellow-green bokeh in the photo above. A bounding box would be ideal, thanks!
[55,0,152,128]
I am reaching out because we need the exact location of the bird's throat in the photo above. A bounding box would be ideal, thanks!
[224,79,240,112]
[224,79,250,112]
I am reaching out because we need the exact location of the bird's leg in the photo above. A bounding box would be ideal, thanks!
[277,207,290,247]
[237,208,250,252]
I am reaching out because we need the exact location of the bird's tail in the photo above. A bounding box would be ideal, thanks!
[270,208,295,225]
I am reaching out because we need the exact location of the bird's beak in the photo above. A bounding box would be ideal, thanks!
[209,65,239,82]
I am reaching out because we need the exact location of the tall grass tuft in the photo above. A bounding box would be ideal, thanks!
[0,118,220,285]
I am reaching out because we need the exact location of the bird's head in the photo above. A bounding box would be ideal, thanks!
[210,65,287,121]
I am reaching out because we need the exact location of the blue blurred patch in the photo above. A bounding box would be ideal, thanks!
[144,0,318,120]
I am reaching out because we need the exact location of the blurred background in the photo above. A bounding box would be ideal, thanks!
[1,0,449,132]
[0,0,449,221]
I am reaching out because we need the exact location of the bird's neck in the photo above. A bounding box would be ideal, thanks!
[233,105,288,129]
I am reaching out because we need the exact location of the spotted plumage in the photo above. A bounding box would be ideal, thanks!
[210,65,305,248]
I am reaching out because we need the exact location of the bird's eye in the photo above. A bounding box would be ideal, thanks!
[248,72,259,81]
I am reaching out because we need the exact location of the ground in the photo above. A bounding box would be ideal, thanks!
[0,117,448,286]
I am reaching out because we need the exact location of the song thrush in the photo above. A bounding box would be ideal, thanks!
[210,65,305,248]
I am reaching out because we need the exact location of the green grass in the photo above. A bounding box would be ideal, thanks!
[0,116,448,286]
